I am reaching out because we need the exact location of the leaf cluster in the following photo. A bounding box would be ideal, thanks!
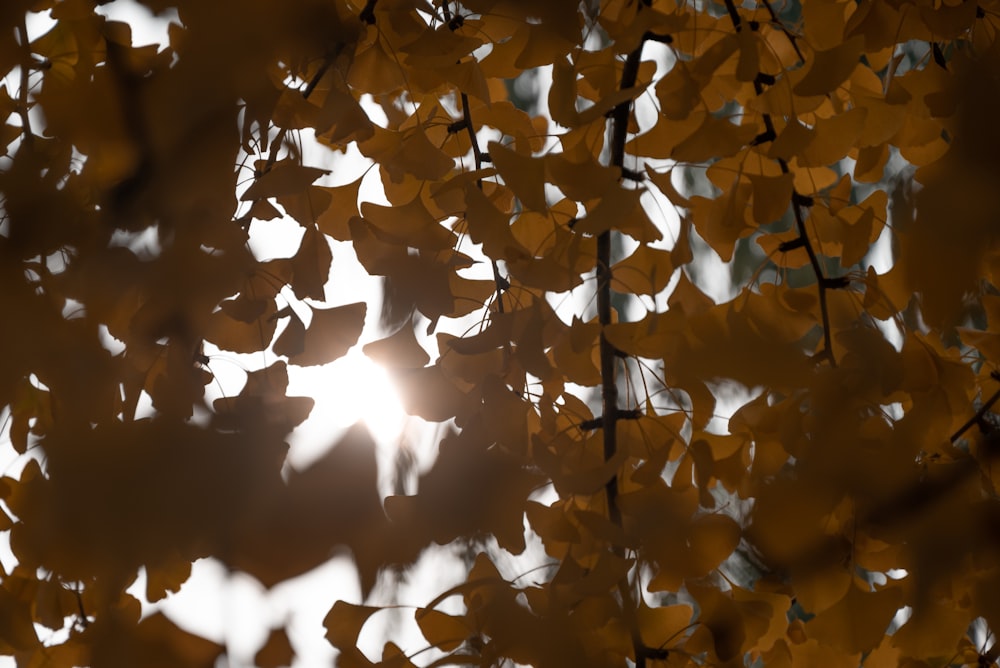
[3,0,1000,666]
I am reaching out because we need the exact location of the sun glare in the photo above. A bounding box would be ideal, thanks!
[286,350,409,467]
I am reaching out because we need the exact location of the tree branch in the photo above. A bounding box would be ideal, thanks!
[604,40,650,668]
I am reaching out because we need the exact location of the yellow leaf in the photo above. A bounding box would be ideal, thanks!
[690,180,754,261]
[687,514,740,576]
[461,183,529,261]
[241,161,329,201]
[348,37,406,96]
[285,302,366,367]
[255,627,295,668]
[316,176,364,241]
[748,173,793,224]
[806,582,902,654]
[645,166,691,208]
[145,552,192,603]
[574,184,662,242]
[289,225,332,300]
[205,299,279,354]
[671,115,757,163]
[362,317,429,368]
[654,61,701,121]
[545,148,619,202]
[791,564,852,615]
[799,108,868,167]
[611,244,675,295]
[488,141,547,211]
[323,600,381,651]
[792,36,864,97]
[391,365,470,422]
[361,194,455,252]
[891,601,971,659]
[415,609,471,652]
[768,120,815,162]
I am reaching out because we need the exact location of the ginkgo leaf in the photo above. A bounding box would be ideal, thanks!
[255,627,295,668]
[689,180,754,261]
[145,553,192,603]
[748,173,793,224]
[574,184,662,242]
[460,183,529,260]
[799,108,868,167]
[488,141,547,211]
[644,166,691,208]
[0,587,38,651]
[241,161,329,201]
[282,302,366,367]
[671,115,757,163]
[384,423,542,553]
[636,602,693,650]
[361,195,454,251]
[289,226,332,300]
[611,244,675,295]
[205,301,279,354]
[362,317,429,368]
[391,365,470,422]
[793,36,865,97]
[806,583,902,654]
[323,601,381,651]
[891,601,971,659]
[315,176,364,241]
[415,609,471,652]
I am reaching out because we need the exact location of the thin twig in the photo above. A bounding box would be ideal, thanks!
[16,15,33,145]
[791,196,837,367]
[604,40,651,668]
[951,384,1000,443]
[759,0,805,63]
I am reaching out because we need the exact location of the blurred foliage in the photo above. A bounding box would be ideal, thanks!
[3,0,1000,666]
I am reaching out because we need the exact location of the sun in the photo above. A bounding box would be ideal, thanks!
[286,349,409,468]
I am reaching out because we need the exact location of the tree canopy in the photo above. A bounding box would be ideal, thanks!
[3,0,1000,665]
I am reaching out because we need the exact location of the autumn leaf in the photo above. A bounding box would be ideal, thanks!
[276,301,366,367]
[241,161,329,201]
[7,1,1000,666]
[255,627,295,668]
